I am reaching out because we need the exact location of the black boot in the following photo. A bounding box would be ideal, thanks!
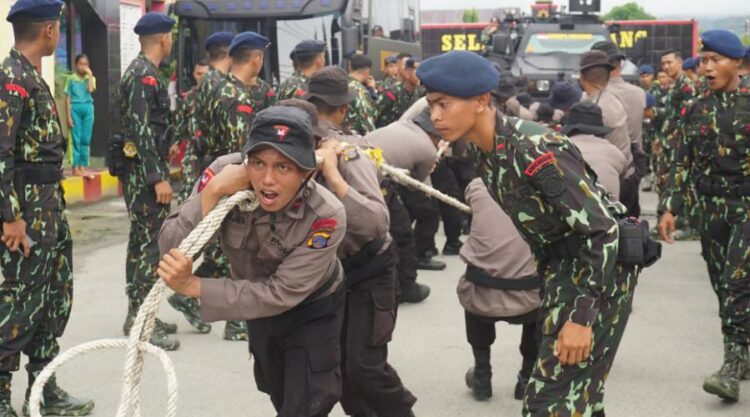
[223,320,249,341]
[398,283,431,304]
[168,293,212,334]
[416,256,446,271]
[514,360,534,400]
[123,308,177,336]
[592,410,606,417]
[465,348,492,400]
[22,363,94,416]
[442,239,463,255]
[0,373,18,417]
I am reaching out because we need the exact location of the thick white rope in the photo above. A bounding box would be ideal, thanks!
[380,164,472,214]
[28,190,259,417]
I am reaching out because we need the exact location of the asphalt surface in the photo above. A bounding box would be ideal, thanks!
[4,192,750,416]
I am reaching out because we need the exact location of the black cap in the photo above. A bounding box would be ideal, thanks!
[549,81,582,111]
[276,98,329,138]
[561,102,613,137]
[579,50,615,72]
[242,107,316,171]
[591,40,626,61]
[493,78,517,98]
[303,66,356,107]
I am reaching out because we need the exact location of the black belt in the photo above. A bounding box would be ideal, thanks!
[14,163,63,185]
[696,177,750,198]
[341,238,386,273]
[300,261,341,306]
[465,265,542,291]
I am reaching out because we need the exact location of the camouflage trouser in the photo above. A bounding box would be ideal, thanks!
[698,197,750,347]
[651,133,671,200]
[523,264,632,417]
[0,186,73,371]
[591,264,640,412]
[175,150,230,280]
[122,165,170,312]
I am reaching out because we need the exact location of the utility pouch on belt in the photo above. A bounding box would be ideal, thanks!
[106,135,125,177]
[617,217,661,267]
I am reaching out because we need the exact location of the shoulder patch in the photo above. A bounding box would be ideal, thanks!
[237,104,254,114]
[524,151,556,177]
[534,165,566,198]
[386,91,396,101]
[311,218,337,232]
[295,88,306,97]
[141,76,158,87]
[4,83,28,99]
[307,231,331,249]
[197,168,215,192]
[343,146,360,162]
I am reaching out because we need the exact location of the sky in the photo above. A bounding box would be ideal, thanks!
[419,0,750,18]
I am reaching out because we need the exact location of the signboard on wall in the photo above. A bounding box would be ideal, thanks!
[120,4,142,74]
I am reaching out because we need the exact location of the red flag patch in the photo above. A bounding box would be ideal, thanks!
[197,168,215,192]
[524,152,556,177]
[267,89,277,97]
[386,91,396,101]
[5,83,28,98]
[295,88,306,97]
[274,125,290,141]
[311,218,337,232]
[237,104,254,114]
[141,76,158,87]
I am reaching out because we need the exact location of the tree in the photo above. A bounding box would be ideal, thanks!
[462,8,479,23]
[602,2,656,21]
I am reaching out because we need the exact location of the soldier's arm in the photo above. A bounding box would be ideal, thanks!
[217,94,254,151]
[520,143,619,327]
[336,150,390,242]
[129,72,169,185]
[659,103,697,215]
[200,205,347,321]
[0,74,28,222]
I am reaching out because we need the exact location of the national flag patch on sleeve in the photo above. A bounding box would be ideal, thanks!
[237,104,254,114]
[141,76,158,87]
[5,83,28,98]
[197,168,215,192]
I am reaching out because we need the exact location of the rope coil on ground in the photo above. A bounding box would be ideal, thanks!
[28,153,469,416]
[28,190,259,417]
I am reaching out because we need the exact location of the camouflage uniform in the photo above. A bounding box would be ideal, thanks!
[119,53,172,316]
[470,113,631,417]
[179,67,226,203]
[171,73,265,339]
[374,82,425,128]
[0,47,72,376]
[343,78,376,135]
[276,71,309,100]
[376,76,398,93]
[173,87,199,164]
[658,74,698,219]
[661,78,750,397]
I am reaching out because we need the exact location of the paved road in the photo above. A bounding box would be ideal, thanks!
[6,193,750,416]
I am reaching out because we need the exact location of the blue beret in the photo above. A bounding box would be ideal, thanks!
[700,29,745,59]
[417,51,499,97]
[638,64,654,75]
[646,93,656,109]
[290,40,326,60]
[682,57,698,71]
[134,12,175,36]
[384,54,398,65]
[229,32,270,55]
[746,46,750,62]
[204,31,234,51]
[7,0,63,22]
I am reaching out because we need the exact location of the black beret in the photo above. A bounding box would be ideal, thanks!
[134,12,175,36]
[700,29,746,59]
[416,51,499,97]
[7,0,63,22]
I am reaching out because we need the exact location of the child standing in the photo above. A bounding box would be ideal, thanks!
[65,54,96,176]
